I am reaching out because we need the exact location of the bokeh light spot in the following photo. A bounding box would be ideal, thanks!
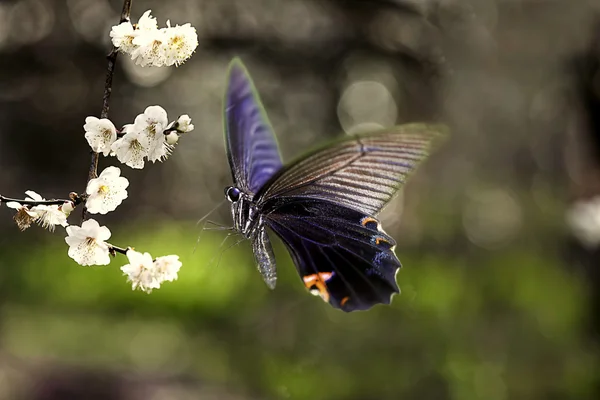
[337,81,397,134]
[463,188,523,249]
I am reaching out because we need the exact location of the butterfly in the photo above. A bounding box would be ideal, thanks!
[221,58,445,312]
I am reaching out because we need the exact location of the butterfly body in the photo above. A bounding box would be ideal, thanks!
[225,185,278,289]
[222,58,445,312]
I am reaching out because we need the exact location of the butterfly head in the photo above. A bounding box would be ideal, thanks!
[225,186,242,203]
[224,186,259,238]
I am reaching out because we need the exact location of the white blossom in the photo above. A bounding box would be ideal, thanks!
[137,10,158,31]
[165,132,179,145]
[174,114,194,133]
[131,28,166,67]
[154,255,182,282]
[24,190,43,202]
[85,166,129,214]
[31,204,68,231]
[134,106,168,141]
[147,138,173,162]
[134,106,169,162]
[567,196,600,248]
[121,250,182,293]
[65,219,111,266]
[111,130,148,169]
[6,190,44,231]
[161,23,198,66]
[109,106,183,167]
[5,200,38,231]
[110,21,137,53]
[61,201,74,217]
[121,249,160,293]
[84,117,117,156]
[109,10,198,67]
[5,191,70,231]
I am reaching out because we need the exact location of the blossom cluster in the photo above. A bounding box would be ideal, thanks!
[4,191,72,232]
[3,185,183,292]
[121,250,182,293]
[84,106,194,169]
[2,105,193,292]
[110,10,198,67]
[0,9,198,295]
[66,219,181,291]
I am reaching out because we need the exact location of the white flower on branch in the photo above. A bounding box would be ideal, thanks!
[120,249,158,293]
[110,10,198,68]
[137,10,158,31]
[84,116,117,156]
[162,114,194,146]
[171,114,194,133]
[146,131,177,162]
[154,255,182,282]
[110,21,137,54]
[132,28,166,67]
[65,219,111,266]
[31,204,69,231]
[121,250,182,293]
[165,132,179,145]
[134,105,169,162]
[61,201,75,217]
[85,166,129,214]
[102,106,191,168]
[24,190,43,202]
[5,201,38,231]
[134,105,168,142]
[5,191,71,231]
[161,23,199,67]
[5,191,41,231]
[111,129,148,169]
[148,140,173,163]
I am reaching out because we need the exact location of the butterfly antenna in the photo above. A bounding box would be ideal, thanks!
[196,199,226,227]
[194,200,230,254]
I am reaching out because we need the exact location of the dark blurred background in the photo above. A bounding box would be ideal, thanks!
[1,0,600,399]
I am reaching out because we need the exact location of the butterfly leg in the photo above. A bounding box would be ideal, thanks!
[202,220,234,231]
[195,219,235,254]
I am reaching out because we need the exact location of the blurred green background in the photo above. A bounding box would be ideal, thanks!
[1,0,599,399]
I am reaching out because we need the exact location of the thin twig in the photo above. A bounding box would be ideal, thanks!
[0,195,70,206]
[82,0,133,222]
[1,192,84,207]
[109,244,129,256]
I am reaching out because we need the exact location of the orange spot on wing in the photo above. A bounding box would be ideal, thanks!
[375,236,390,246]
[361,217,379,227]
[303,272,333,303]
[340,296,350,307]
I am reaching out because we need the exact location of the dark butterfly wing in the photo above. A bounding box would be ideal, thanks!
[256,125,445,311]
[264,198,400,311]
[224,58,283,195]
[256,124,444,215]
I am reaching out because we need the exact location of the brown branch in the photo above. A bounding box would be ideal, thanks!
[82,0,133,222]
[1,192,84,207]
[1,195,70,206]
[109,244,129,256]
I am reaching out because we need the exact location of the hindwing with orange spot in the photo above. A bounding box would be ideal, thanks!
[264,198,400,312]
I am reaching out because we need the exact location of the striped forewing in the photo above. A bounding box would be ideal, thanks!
[225,59,283,195]
[257,124,444,215]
